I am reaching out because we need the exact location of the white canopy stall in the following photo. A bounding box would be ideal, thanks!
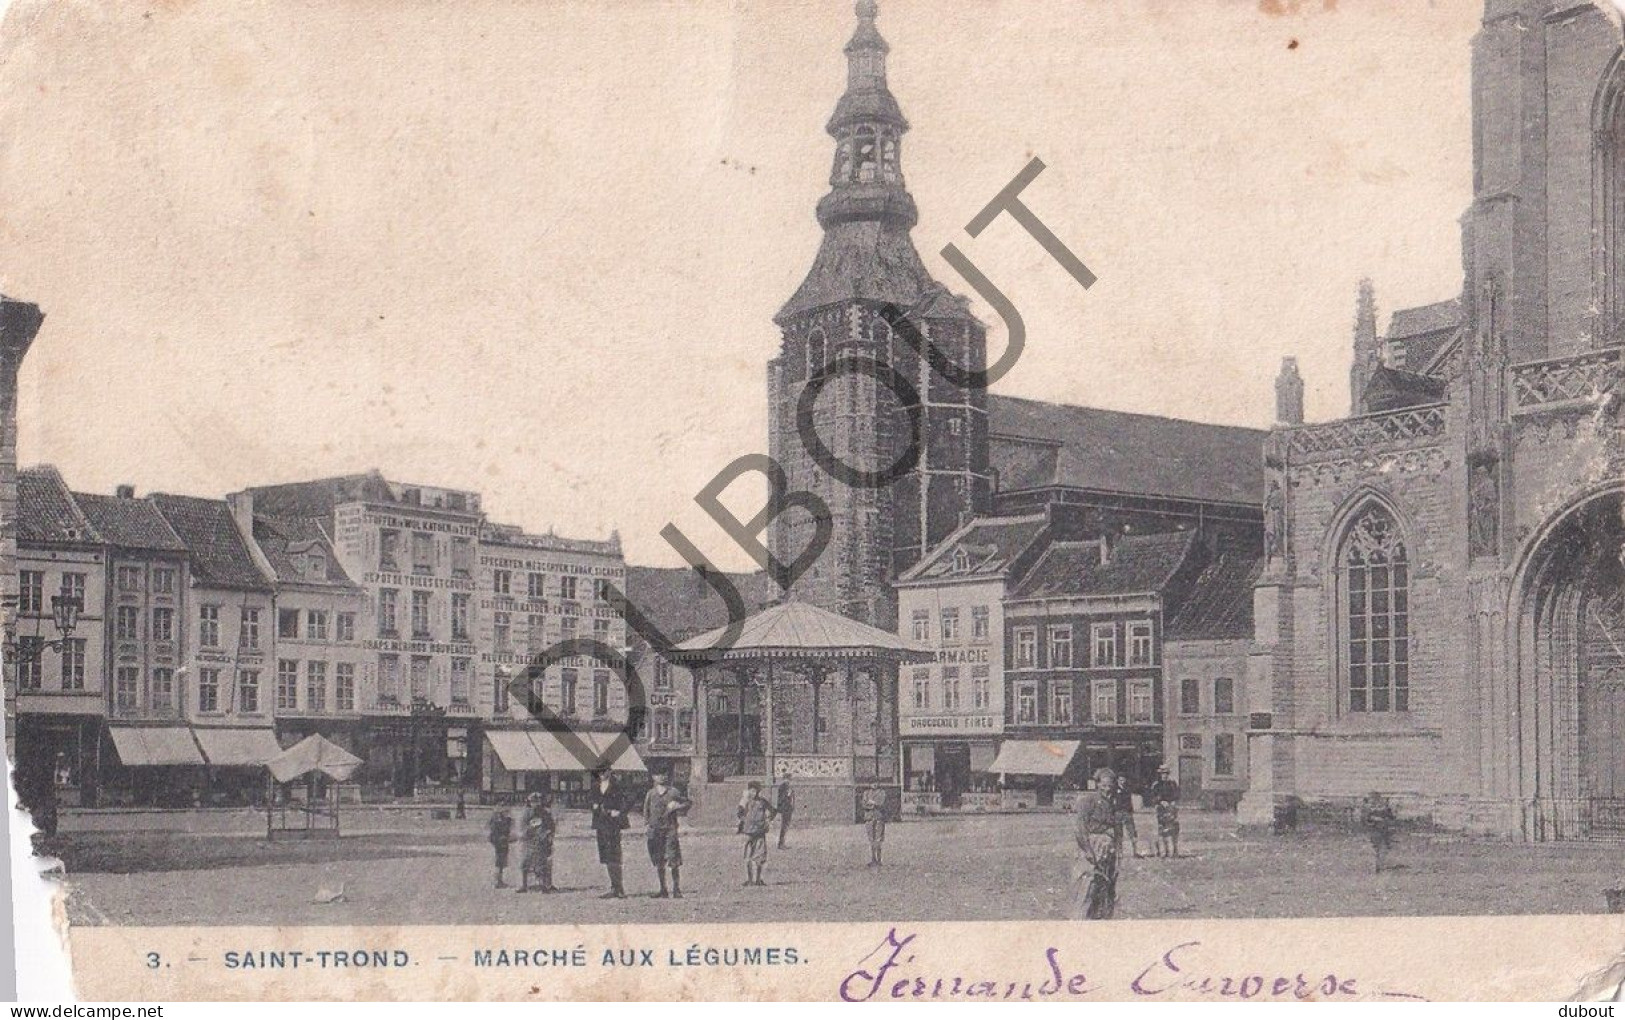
[264,734,364,839]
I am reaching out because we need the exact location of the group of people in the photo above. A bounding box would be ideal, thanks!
[487,767,694,898]
[1073,765,1182,920]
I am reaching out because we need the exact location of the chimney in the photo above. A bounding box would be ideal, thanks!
[225,490,254,538]
[1275,356,1305,425]
[115,484,135,499]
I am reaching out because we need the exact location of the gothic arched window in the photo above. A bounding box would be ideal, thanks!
[806,328,827,380]
[1341,504,1410,713]
[856,127,877,183]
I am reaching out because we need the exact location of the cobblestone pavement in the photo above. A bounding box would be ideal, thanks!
[46,808,1625,926]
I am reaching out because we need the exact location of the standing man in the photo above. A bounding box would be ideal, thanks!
[1073,767,1121,920]
[1361,791,1397,874]
[860,783,888,868]
[589,767,630,899]
[1151,765,1181,859]
[643,769,692,899]
[775,777,795,849]
[739,780,775,887]
[1113,773,1141,859]
[487,805,514,889]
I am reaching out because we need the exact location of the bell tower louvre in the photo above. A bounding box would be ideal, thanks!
[768,0,992,630]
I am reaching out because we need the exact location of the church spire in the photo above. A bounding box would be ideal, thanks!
[1350,277,1381,414]
[817,0,917,230]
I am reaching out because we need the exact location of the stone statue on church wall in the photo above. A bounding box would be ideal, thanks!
[1468,460,1499,560]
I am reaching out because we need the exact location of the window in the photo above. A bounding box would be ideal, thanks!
[1214,733,1236,777]
[17,640,41,689]
[1214,677,1236,715]
[238,669,260,714]
[410,655,431,701]
[277,660,299,710]
[306,661,327,711]
[528,572,546,599]
[335,663,356,711]
[199,605,220,647]
[1092,680,1118,724]
[560,668,579,716]
[451,537,474,579]
[655,658,673,690]
[678,708,694,741]
[1179,733,1201,751]
[116,667,139,713]
[1342,504,1410,713]
[198,668,220,713]
[559,575,578,601]
[152,568,175,594]
[152,608,174,643]
[411,590,432,638]
[911,668,930,710]
[971,664,991,709]
[336,612,356,642]
[450,658,471,705]
[1180,678,1200,715]
[527,613,545,651]
[1091,623,1118,667]
[412,532,434,574]
[910,610,929,642]
[279,608,300,639]
[116,606,139,641]
[18,571,41,614]
[1015,680,1038,724]
[593,618,611,643]
[940,608,961,642]
[117,565,142,592]
[562,616,578,640]
[494,612,511,654]
[307,610,329,641]
[942,666,961,710]
[378,655,400,702]
[60,572,85,608]
[1048,625,1073,668]
[653,709,674,744]
[452,594,470,641]
[61,639,85,690]
[378,589,398,635]
[594,578,613,602]
[493,670,510,715]
[1128,679,1154,723]
[379,529,400,570]
[492,569,512,595]
[240,607,261,649]
[1051,680,1073,725]
[1014,627,1037,668]
[593,670,611,716]
[1128,621,1155,666]
[151,668,175,713]
[971,606,990,642]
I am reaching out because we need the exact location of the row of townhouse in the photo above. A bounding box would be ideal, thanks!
[893,508,1262,813]
[12,467,687,809]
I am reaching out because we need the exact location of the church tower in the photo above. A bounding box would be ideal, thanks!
[767,0,991,628]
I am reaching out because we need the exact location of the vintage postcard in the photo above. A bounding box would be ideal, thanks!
[2,0,1624,1003]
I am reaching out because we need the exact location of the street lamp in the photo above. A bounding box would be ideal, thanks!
[6,594,82,661]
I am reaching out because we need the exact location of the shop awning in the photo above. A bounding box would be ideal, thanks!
[194,727,283,767]
[486,729,647,773]
[267,734,363,783]
[108,726,204,767]
[988,739,1080,776]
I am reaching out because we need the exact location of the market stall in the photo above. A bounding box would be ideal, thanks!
[264,734,364,839]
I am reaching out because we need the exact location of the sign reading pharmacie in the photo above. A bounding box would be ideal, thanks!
[900,714,1001,736]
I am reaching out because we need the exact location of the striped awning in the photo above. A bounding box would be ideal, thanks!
[108,726,204,767]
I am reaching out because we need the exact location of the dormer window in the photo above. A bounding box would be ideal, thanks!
[952,547,970,573]
[305,553,326,580]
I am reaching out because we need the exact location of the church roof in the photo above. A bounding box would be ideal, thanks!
[1012,531,1197,601]
[1361,364,1448,413]
[987,394,1266,507]
[776,220,935,322]
[897,513,1049,584]
[1166,552,1262,641]
[671,599,932,661]
[1385,298,1462,376]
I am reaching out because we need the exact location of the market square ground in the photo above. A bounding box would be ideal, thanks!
[42,808,1625,926]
